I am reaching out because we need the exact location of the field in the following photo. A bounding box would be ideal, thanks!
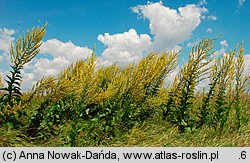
[0,24,249,147]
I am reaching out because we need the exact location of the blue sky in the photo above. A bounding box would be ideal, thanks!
[0,0,249,90]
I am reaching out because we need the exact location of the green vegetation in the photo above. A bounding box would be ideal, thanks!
[0,74,3,88]
[0,25,249,147]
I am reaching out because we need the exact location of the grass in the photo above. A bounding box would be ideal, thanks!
[1,113,249,147]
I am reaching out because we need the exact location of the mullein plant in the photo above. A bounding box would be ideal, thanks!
[162,39,250,133]
[209,51,235,132]
[199,44,249,132]
[28,51,178,111]
[163,38,215,133]
[27,51,179,139]
[0,23,47,126]
[232,44,249,130]
[124,52,178,103]
[0,24,47,106]
[26,53,97,136]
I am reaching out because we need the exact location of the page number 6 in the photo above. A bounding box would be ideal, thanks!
[240,151,246,159]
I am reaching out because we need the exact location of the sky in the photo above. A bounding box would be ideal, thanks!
[0,0,250,90]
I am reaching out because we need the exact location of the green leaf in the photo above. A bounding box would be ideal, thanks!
[13,81,21,86]
[6,75,12,82]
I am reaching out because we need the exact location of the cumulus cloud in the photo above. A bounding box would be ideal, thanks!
[33,57,70,76]
[243,54,250,75]
[187,40,200,48]
[238,0,246,7]
[40,39,92,62]
[0,28,15,53]
[164,66,180,87]
[0,28,15,83]
[19,39,92,90]
[131,1,208,51]
[206,28,213,33]
[21,71,36,90]
[213,40,228,57]
[220,40,228,47]
[97,29,152,66]
[207,15,217,21]
[19,39,92,89]
[198,0,207,6]
[0,2,213,90]
[97,1,209,68]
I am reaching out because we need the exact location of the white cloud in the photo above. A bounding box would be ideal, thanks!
[207,15,217,21]
[244,54,250,75]
[0,28,15,82]
[197,58,216,90]
[164,66,180,87]
[4,39,93,90]
[220,40,228,47]
[19,39,93,89]
[97,29,152,66]
[21,56,76,90]
[33,57,71,77]
[213,48,225,57]
[21,71,36,90]
[187,40,200,48]
[239,0,246,7]
[0,28,15,52]
[214,40,228,57]
[198,0,207,6]
[0,28,15,54]
[195,53,250,90]
[0,2,213,91]
[40,39,92,62]
[132,2,208,52]
[206,28,213,33]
